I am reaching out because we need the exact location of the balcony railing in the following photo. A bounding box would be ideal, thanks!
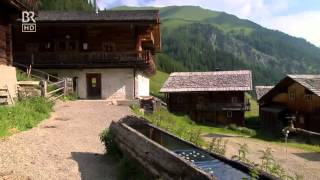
[196,102,251,111]
[13,51,153,68]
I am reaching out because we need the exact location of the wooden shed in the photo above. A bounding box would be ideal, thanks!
[160,70,253,126]
[258,75,320,133]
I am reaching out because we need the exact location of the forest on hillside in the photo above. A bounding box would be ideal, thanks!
[39,0,95,11]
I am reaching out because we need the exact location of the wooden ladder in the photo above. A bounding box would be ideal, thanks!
[0,85,14,105]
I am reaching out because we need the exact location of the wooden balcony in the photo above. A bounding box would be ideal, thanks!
[13,51,153,69]
[196,102,251,111]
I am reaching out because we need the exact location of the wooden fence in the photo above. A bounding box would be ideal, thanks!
[40,78,73,101]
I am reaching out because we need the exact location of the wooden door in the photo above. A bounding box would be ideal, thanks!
[86,73,101,99]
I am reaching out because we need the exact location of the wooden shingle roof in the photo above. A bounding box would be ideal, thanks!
[259,74,320,103]
[255,86,274,100]
[288,75,320,96]
[160,70,253,93]
[36,10,160,22]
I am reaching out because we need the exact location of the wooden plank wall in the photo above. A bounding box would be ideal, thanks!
[12,24,153,53]
[0,14,9,65]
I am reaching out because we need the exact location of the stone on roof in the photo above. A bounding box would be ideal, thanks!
[160,70,253,93]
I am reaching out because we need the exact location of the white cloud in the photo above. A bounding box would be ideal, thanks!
[262,11,320,46]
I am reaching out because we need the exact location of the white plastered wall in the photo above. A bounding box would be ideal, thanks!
[135,71,150,97]
[0,65,17,101]
[44,68,136,100]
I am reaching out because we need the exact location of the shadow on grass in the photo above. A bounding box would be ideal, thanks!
[71,152,119,180]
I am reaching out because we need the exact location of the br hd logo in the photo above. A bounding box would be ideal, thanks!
[22,11,36,32]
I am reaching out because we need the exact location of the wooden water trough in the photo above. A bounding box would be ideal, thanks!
[109,116,278,180]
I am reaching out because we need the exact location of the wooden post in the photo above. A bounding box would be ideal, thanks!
[40,80,47,97]
[63,78,67,96]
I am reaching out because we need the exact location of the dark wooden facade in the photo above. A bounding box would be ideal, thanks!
[0,0,37,65]
[167,91,250,126]
[12,11,160,75]
[160,71,253,126]
[258,75,320,133]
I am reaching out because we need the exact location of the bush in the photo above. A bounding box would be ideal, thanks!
[207,137,228,156]
[99,129,122,159]
[63,92,79,101]
[100,129,146,179]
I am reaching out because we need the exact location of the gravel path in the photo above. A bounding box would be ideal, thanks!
[0,100,132,180]
[203,134,320,180]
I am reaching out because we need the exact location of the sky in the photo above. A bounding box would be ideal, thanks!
[96,0,320,47]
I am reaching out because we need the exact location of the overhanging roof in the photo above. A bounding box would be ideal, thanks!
[259,74,320,102]
[160,70,253,93]
[36,10,160,23]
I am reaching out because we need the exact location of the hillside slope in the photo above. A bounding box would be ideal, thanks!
[159,6,320,85]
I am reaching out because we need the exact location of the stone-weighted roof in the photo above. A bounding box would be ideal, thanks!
[160,70,252,93]
[36,10,160,22]
[255,86,274,100]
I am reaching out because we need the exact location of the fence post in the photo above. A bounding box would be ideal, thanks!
[63,78,67,96]
[40,80,47,97]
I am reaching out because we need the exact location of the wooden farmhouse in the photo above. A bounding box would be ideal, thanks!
[257,75,320,133]
[12,10,161,101]
[160,70,253,126]
[0,0,37,104]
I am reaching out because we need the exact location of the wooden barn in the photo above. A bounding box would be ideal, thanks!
[0,0,37,104]
[160,70,252,126]
[258,75,320,133]
[12,10,161,101]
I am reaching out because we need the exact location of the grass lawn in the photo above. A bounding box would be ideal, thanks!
[150,71,169,100]
[148,70,320,152]
[0,97,53,137]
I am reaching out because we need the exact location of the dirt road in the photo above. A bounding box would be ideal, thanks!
[0,101,132,180]
[203,134,320,180]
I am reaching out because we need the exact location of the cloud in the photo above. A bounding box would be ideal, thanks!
[262,11,320,46]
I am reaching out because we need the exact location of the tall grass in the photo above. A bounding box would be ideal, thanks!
[0,97,53,137]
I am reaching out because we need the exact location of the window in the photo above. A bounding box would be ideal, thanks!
[289,91,296,101]
[91,77,97,88]
[227,111,233,118]
[55,40,78,51]
[231,97,238,103]
[304,94,312,101]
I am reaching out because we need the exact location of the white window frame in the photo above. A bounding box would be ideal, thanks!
[227,111,233,118]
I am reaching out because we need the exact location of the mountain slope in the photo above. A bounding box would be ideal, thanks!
[158,6,320,85]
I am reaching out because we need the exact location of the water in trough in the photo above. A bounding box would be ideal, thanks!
[132,124,251,179]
